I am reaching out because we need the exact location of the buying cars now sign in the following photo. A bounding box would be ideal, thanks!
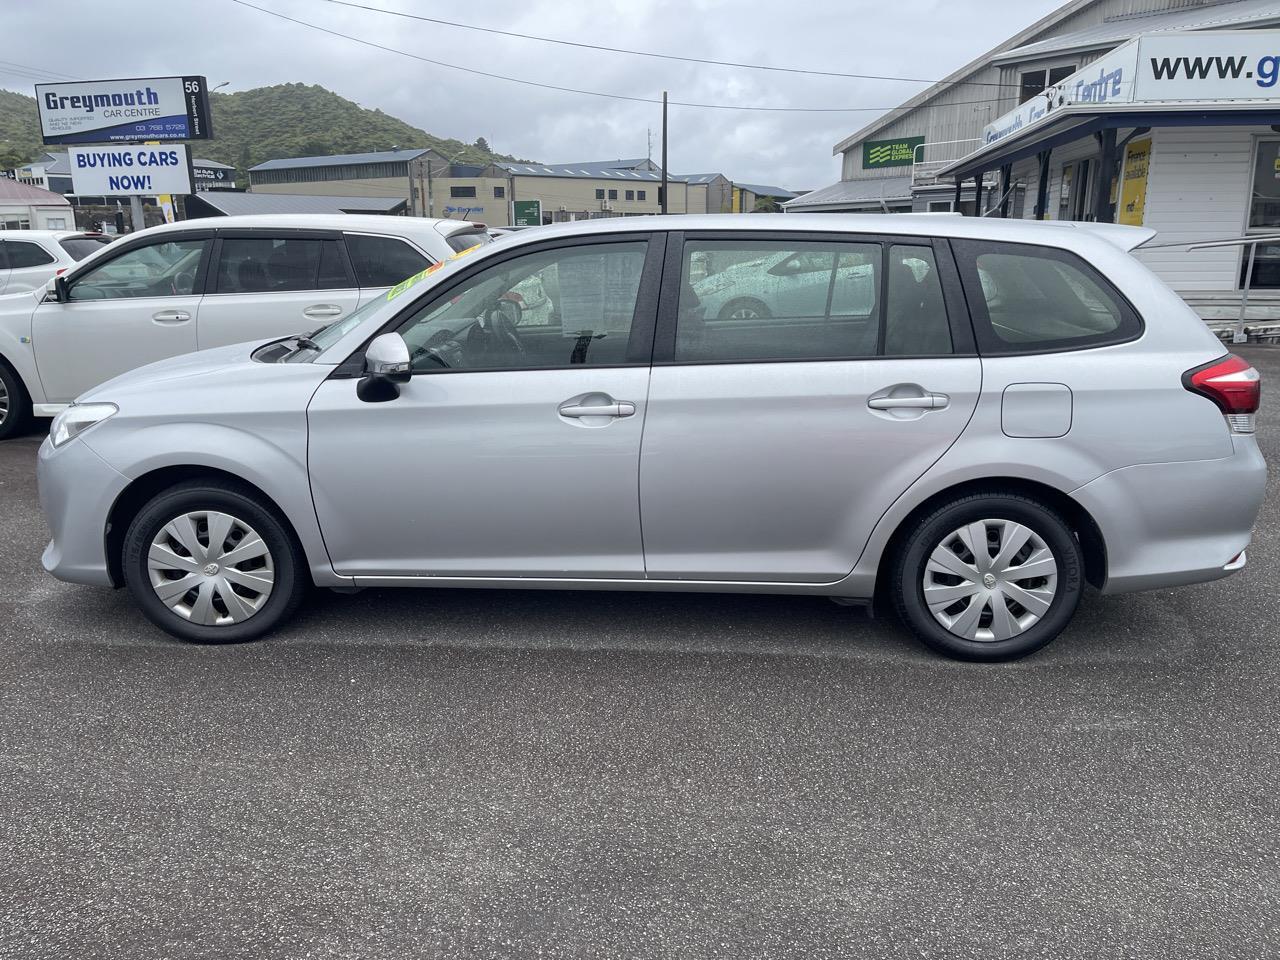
[36,76,213,145]
[68,145,194,196]
[862,137,925,169]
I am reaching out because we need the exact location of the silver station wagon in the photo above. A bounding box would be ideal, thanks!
[36,215,1266,661]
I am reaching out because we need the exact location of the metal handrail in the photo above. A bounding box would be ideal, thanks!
[1141,234,1280,343]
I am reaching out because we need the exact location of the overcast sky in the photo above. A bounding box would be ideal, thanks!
[3,0,1065,189]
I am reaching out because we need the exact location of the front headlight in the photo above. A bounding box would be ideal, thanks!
[50,403,118,447]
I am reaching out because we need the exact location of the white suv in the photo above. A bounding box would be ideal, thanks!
[0,214,488,439]
[0,230,112,295]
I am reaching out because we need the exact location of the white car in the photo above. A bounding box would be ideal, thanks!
[0,214,489,439]
[0,230,112,295]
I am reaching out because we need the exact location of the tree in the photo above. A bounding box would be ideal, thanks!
[752,196,781,213]
[473,137,491,154]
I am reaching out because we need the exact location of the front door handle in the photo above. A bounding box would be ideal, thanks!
[559,400,636,419]
[152,309,191,323]
[868,393,949,410]
[304,304,345,319]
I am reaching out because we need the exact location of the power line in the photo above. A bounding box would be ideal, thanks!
[311,0,1019,89]
[0,59,85,82]
[228,0,1011,114]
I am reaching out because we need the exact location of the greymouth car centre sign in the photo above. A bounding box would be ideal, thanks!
[35,76,214,145]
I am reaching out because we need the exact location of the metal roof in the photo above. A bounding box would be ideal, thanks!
[680,172,729,184]
[783,176,913,209]
[192,158,236,170]
[994,0,1280,62]
[497,160,683,182]
[189,192,407,215]
[734,182,798,199]
[0,178,71,204]
[249,148,435,172]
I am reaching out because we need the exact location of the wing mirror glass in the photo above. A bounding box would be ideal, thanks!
[357,332,412,403]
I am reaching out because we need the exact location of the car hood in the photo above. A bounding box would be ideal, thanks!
[79,338,333,411]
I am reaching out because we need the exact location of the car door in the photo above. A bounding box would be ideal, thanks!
[639,231,981,582]
[307,233,663,579]
[31,233,209,403]
[195,231,362,348]
[3,239,59,294]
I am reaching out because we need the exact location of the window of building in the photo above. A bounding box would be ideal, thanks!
[953,240,1137,351]
[450,185,477,199]
[45,217,68,230]
[493,185,505,198]
[1244,140,1280,288]
[3,241,55,268]
[595,189,605,200]
[345,233,430,287]
[1,218,31,231]
[927,200,953,212]
[396,241,649,371]
[625,189,635,201]
[608,189,618,200]
[1057,159,1092,221]
[1019,64,1077,103]
[638,190,647,201]
[214,238,350,293]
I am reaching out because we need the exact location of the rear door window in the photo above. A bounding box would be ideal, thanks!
[953,239,1141,352]
[214,237,351,293]
[5,240,55,268]
[345,234,430,287]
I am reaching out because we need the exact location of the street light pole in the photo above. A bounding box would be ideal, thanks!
[660,91,668,215]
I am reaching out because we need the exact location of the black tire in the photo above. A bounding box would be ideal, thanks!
[122,480,308,644]
[717,298,771,320]
[891,492,1083,662]
[0,362,31,441]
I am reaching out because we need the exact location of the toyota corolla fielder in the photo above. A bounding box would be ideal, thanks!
[37,215,1266,662]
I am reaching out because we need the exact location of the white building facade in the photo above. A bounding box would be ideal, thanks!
[787,0,1280,328]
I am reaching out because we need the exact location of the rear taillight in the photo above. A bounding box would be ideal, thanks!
[1183,353,1261,434]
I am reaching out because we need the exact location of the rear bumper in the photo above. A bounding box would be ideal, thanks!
[1072,436,1267,595]
[37,434,129,587]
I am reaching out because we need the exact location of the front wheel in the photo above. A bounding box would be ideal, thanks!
[891,493,1083,662]
[0,363,31,441]
[122,481,308,643]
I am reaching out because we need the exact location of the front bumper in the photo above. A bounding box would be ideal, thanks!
[1072,435,1267,595]
[37,434,130,587]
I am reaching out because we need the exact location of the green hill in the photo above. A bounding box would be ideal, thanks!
[0,82,530,179]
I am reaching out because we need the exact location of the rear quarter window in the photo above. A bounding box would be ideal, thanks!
[59,236,112,261]
[952,239,1142,353]
[446,230,488,254]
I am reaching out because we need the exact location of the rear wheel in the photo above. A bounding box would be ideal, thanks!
[0,363,31,441]
[718,298,770,320]
[122,481,307,643]
[892,493,1083,662]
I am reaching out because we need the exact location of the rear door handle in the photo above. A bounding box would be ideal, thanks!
[151,310,191,323]
[558,400,636,419]
[867,392,949,410]
[304,304,344,319]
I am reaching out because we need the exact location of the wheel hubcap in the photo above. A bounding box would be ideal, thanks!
[923,519,1058,643]
[147,511,274,626]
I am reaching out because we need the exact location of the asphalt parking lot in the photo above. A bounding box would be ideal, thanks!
[1,349,1278,960]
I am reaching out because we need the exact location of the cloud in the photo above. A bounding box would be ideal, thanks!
[1,0,1064,189]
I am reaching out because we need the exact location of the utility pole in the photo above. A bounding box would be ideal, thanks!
[660,91,668,215]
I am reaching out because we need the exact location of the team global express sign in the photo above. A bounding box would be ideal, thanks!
[36,77,213,145]
[69,145,193,196]
[863,136,925,169]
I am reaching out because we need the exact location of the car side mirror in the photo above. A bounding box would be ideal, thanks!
[44,275,68,303]
[357,332,412,403]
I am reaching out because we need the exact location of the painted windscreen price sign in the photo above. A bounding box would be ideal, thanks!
[36,76,214,144]
[69,144,194,196]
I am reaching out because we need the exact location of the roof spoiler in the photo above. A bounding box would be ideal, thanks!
[1070,222,1157,252]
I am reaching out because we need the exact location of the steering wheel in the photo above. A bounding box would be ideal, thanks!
[171,269,196,295]
[485,302,525,355]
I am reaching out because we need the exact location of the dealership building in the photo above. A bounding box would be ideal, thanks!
[787,0,1280,329]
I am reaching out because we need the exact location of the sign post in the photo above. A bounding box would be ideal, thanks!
[512,199,542,227]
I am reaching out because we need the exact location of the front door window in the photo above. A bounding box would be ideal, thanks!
[68,239,207,300]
